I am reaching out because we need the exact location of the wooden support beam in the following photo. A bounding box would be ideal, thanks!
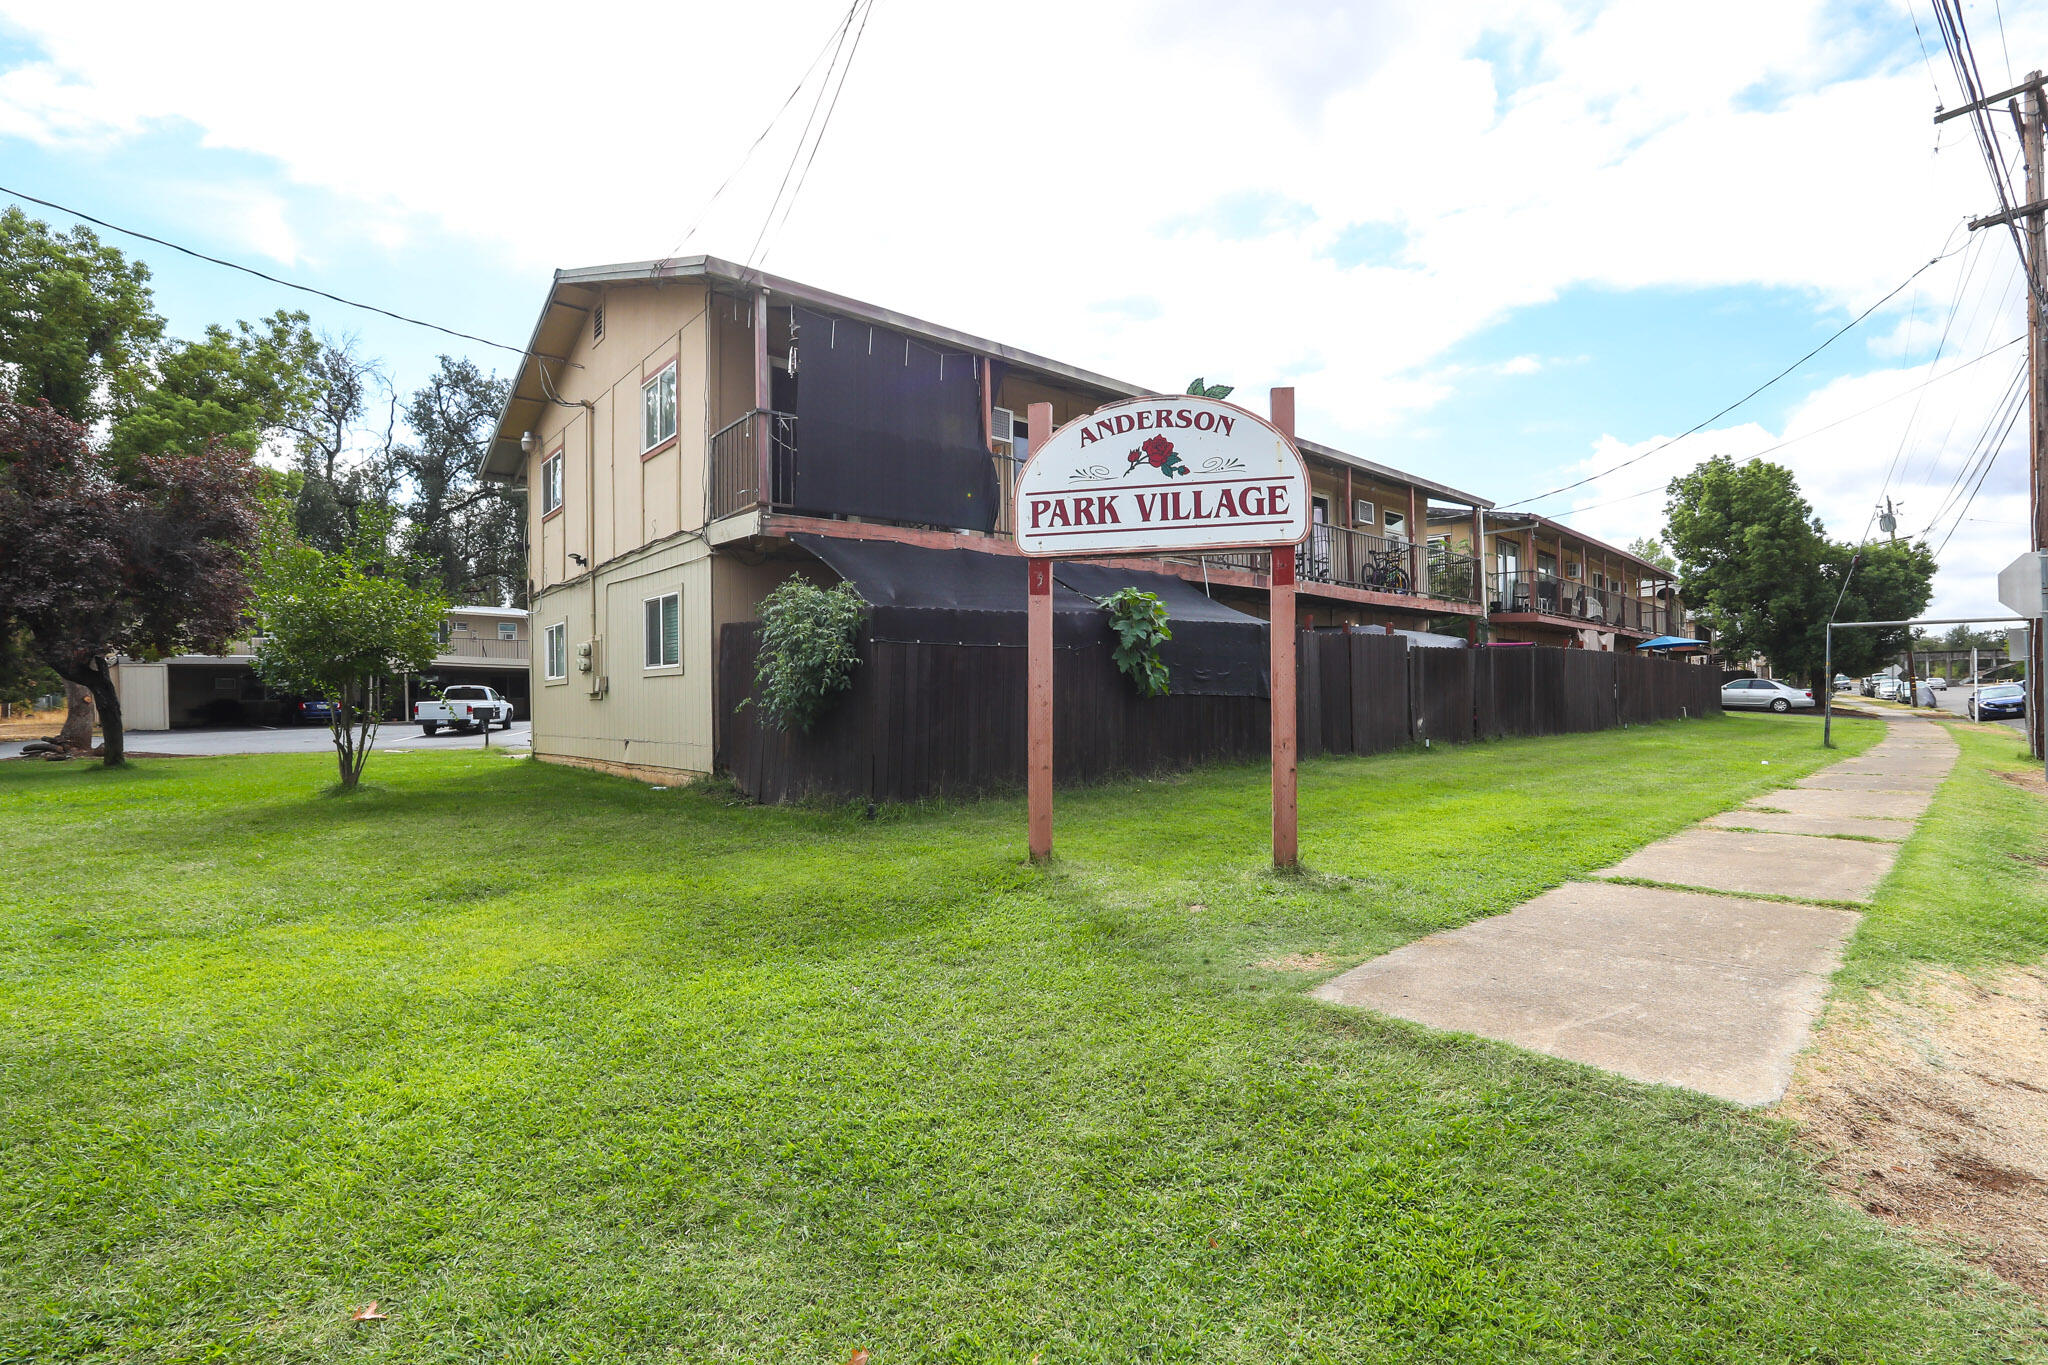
[1270,387,1299,871]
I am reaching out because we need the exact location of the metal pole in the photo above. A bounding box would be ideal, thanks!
[1823,623,1833,748]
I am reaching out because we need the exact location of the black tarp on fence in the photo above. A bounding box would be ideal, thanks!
[717,624,1723,804]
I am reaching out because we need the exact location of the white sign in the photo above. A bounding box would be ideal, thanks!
[1997,549,2047,618]
[1013,396,1310,557]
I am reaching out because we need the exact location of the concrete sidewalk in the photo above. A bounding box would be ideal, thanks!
[1314,720,1957,1105]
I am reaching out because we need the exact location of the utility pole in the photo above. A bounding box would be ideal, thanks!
[1945,69,2048,759]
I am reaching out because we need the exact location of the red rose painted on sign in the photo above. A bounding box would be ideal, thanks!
[1125,434,1189,479]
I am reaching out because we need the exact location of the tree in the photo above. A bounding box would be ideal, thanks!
[0,207,163,426]
[253,514,447,791]
[0,401,260,764]
[280,336,400,556]
[1627,536,1676,574]
[106,310,319,462]
[1662,455,1934,695]
[394,356,522,605]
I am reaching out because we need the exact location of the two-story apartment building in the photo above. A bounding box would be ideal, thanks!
[1424,509,1690,652]
[478,256,1493,783]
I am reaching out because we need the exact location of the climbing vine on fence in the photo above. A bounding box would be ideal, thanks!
[745,579,867,732]
[1096,587,1173,698]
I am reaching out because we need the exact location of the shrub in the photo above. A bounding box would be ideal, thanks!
[1096,587,1172,697]
[747,579,866,732]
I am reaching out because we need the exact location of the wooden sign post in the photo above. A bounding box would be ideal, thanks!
[1015,389,1310,868]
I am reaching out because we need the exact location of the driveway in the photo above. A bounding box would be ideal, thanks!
[1,721,531,761]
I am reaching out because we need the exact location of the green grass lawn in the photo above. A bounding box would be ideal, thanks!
[4,713,2044,1363]
[1840,721,2048,990]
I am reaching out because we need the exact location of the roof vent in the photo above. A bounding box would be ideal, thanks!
[593,303,605,344]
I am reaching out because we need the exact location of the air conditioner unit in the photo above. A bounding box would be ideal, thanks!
[991,405,1016,448]
[1354,499,1375,526]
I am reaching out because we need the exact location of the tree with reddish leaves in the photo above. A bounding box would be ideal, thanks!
[0,401,260,765]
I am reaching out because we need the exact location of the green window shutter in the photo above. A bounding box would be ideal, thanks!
[662,594,680,666]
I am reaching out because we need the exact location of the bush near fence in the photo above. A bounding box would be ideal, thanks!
[717,625,1721,804]
[712,626,1720,806]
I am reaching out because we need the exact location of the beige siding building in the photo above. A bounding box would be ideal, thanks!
[480,257,1494,784]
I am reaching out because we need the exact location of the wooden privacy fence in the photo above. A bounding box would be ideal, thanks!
[718,624,1721,804]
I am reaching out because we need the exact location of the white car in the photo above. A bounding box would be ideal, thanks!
[1872,677,1903,702]
[1721,678,1815,712]
[1926,675,1948,690]
[414,684,516,735]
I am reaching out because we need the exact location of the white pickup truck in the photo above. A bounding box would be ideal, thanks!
[414,685,515,735]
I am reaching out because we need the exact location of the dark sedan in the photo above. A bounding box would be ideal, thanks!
[1969,684,2026,722]
[294,698,337,725]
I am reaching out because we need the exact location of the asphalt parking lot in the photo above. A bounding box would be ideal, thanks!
[1,721,531,761]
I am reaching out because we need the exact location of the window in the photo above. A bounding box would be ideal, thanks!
[544,622,567,681]
[541,450,564,516]
[643,592,680,669]
[1353,499,1376,526]
[1382,508,1407,542]
[498,621,518,641]
[642,362,678,451]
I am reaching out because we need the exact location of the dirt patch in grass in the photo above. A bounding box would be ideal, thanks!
[1783,965,2048,1301]
[1995,768,2048,797]
[1255,951,1330,972]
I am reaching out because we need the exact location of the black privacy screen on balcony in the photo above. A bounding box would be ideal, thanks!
[790,307,998,531]
[792,534,1267,697]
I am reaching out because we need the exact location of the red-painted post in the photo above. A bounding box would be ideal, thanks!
[1270,387,1300,870]
[1026,402,1055,862]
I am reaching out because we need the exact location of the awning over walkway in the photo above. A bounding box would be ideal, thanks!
[1637,635,1709,652]
[791,533,1267,696]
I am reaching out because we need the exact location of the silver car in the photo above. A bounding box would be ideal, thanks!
[1721,678,1816,712]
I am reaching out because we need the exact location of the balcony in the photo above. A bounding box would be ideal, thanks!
[435,637,530,663]
[1305,524,1480,605]
[708,409,798,521]
[1487,570,1679,636]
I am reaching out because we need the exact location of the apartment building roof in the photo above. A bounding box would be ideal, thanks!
[480,254,1493,509]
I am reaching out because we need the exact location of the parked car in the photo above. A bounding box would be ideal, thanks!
[1833,674,1856,691]
[295,698,336,725]
[1860,675,1887,697]
[1871,677,1904,702]
[1721,678,1816,712]
[1925,675,1947,690]
[1969,684,2027,722]
[414,684,515,735]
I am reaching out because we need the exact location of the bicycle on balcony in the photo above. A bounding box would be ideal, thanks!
[1360,545,1412,594]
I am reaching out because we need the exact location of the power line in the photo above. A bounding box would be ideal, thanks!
[651,0,873,270]
[1552,333,2025,517]
[739,0,876,280]
[0,183,530,358]
[755,0,877,275]
[1499,236,1973,508]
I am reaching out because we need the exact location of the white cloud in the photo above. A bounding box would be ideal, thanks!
[1552,251,2031,622]
[0,0,2039,614]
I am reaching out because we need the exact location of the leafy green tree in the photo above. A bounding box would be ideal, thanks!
[0,401,261,765]
[253,510,447,791]
[107,311,319,461]
[1662,456,1934,695]
[1626,536,1676,574]
[395,356,521,605]
[0,206,163,425]
[278,336,399,556]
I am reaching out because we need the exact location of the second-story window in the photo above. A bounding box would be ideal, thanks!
[541,450,564,516]
[643,362,678,452]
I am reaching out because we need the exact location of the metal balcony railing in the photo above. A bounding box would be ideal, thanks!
[1487,570,1681,634]
[707,409,797,521]
[435,637,529,663]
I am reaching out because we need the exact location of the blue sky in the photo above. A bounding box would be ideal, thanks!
[0,0,2034,614]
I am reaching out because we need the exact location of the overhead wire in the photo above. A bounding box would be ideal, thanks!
[651,1,871,270]
[1497,233,1974,509]
[0,182,531,357]
[753,0,877,275]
